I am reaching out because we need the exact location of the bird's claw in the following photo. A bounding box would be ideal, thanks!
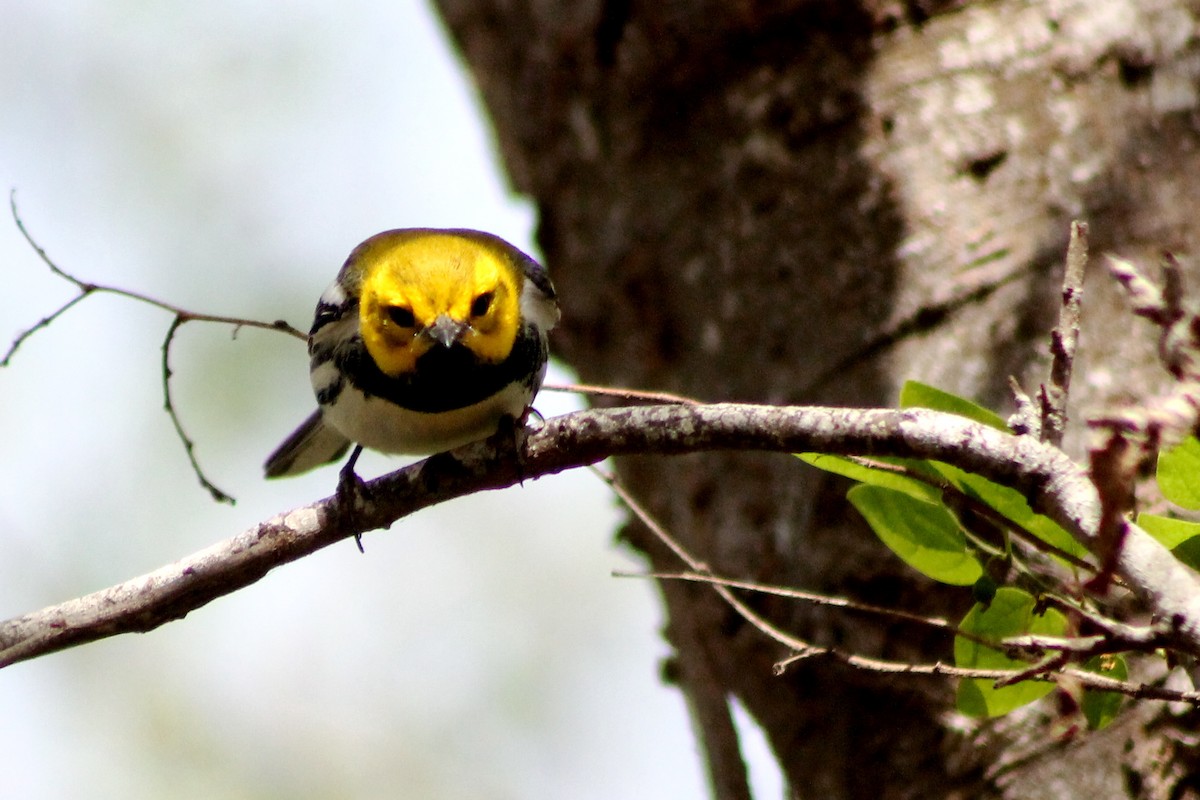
[335,446,373,553]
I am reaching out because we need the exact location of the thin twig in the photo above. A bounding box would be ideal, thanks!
[617,569,1002,651]
[583,467,759,798]
[7,192,307,361]
[1,292,92,367]
[600,475,823,659]
[948,489,1096,574]
[1040,220,1087,447]
[592,468,710,573]
[993,652,1070,688]
[610,501,1200,706]
[543,382,702,405]
[1040,594,1176,650]
[627,570,1168,668]
[620,570,954,629]
[161,317,234,504]
[999,633,1106,656]
[775,648,1197,705]
[7,194,307,502]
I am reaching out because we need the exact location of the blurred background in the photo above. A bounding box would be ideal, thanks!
[0,2,795,797]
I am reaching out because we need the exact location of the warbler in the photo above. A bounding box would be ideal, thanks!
[264,228,559,479]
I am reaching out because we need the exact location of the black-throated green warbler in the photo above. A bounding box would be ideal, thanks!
[264,228,559,479]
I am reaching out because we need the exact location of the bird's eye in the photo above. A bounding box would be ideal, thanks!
[386,306,416,328]
[470,291,494,318]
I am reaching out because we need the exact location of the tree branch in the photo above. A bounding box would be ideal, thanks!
[5,402,1200,668]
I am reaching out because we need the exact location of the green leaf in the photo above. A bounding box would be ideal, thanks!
[971,574,998,606]
[899,380,1009,431]
[1173,537,1200,572]
[1137,513,1200,549]
[897,382,1084,559]
[1081,655,1127,730]
[848,484,983,585]
[1136,514,1200,571]
[806,381,1085,565]
[797,453,940,502]
[1158,437,1200,509]
[929,461,1089,560]
[954,587,1067,717]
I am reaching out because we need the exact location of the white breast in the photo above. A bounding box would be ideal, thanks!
[320,379,536,455]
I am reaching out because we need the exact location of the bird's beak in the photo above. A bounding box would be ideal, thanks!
[422,314,468,348]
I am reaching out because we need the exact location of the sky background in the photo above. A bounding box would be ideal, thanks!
[0,2,781,798]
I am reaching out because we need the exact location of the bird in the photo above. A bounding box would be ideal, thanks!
[263,228,559,481]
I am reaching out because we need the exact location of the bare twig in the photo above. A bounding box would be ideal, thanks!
[992,652,1071,688]
[622,569,1008,655]
[0,291,92,368]
[1040,221,1088,447]
[1040,594,1177,650]
[7,194,307,503]
[999,634,1105,657]
[626,571,1170,665]
[602,466,1194,707]
[620,569,956,632]
[161,317,233,503]
[784,648,1197,703]
[596,470,708,573]
[596,467,754,799]
[6,193,307,358]
[603,472,831,663]
[543,382,702,406]
[614,529,1198,705]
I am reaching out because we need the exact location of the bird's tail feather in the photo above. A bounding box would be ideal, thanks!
[264,410,351,478]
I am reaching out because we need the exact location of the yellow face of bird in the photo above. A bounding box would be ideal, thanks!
[355,231,523,377]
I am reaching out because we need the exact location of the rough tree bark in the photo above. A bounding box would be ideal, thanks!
[436,2,1200,797]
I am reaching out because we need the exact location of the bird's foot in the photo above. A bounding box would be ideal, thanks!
[334,446,373,553]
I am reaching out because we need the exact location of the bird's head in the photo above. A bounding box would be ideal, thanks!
[352,229,524,377]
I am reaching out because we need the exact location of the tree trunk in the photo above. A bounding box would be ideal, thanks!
[435,1,1200,797]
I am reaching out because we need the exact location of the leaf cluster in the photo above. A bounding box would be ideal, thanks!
[804,382,1130,724]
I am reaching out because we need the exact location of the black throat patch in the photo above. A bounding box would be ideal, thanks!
[331,323,548,413]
